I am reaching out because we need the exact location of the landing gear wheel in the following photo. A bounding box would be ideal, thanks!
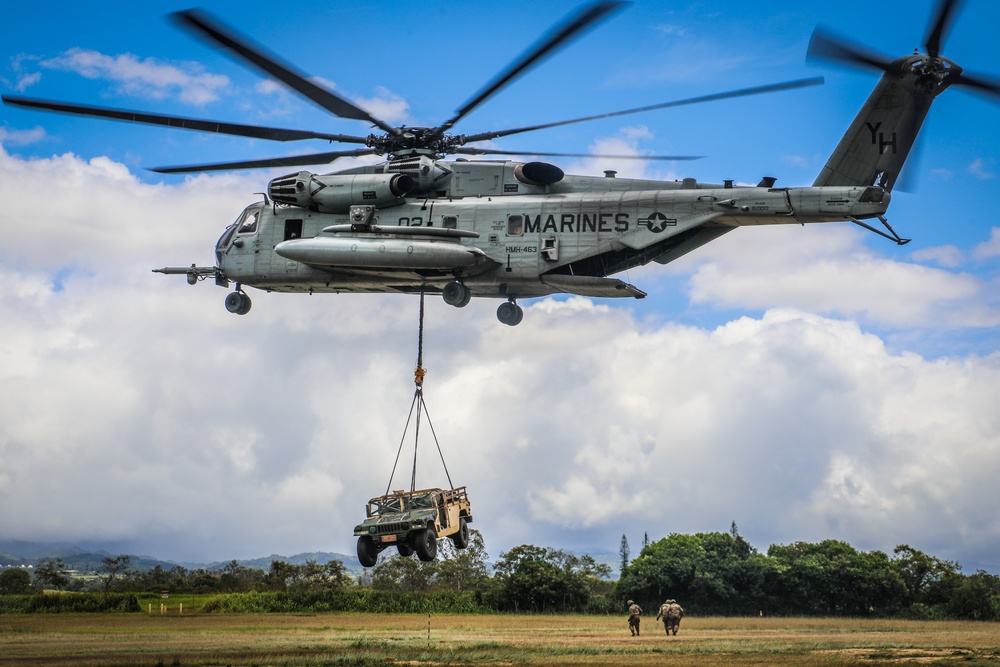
[451,518,470,549]
[396,542,414,557]
[415,529,438,562]
[357,535,379,567]
[442,281,472,308]
[225,291,251,315]
[497,300,523,326]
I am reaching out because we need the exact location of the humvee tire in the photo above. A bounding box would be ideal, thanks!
[452,517,470,549]
[415,529,437,562]
[357,536,379,567]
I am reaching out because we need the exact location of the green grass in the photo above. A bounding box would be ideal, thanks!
[1,614,999,666]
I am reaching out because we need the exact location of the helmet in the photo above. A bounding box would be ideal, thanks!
[627,600,634,605]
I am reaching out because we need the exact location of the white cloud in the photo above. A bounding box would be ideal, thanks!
[973,227,1000,260]
[41,48,229,105]
[683,225,1000,328]
[968,158,996,180]
[15,71,41,91]
[0,147,998,574]
[910,244,964,268]
[561,125,677,180]
[0,126,46,146]
[352,86,410,125]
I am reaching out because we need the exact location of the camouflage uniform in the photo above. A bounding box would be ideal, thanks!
[655,599,684,635]
[626,599,643,636]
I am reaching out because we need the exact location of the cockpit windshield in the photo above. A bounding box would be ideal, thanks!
[237,207,260,234]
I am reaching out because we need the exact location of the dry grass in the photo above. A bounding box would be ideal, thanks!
[1,613,998,666]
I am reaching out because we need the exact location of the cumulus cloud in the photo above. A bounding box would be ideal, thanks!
[41,48,229,105]
[560,125,679,180]
[0,146,998,573]
[680,224,1000,329]
[0,126,46,146]
[352,86,410,125]
[973,228,1000,260]
[911,244,964,268]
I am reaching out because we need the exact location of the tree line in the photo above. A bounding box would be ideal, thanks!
[617,526,1000,620]
[2,528,998,620]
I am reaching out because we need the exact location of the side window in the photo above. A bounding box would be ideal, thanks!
[284,218,303,240]
[238,209,259,234]
[507,214,523,236]
[442,215,458,229]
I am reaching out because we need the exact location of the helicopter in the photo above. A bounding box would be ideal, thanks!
[5,1,997,326]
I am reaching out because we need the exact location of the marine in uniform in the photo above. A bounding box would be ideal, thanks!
[626,599,643,636]
[655,598,684,635]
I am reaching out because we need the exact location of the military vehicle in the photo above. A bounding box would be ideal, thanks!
[4,0,996,325]
[354,487,473,566]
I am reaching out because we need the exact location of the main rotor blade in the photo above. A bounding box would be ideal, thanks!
[172,9,398,135]
[924,0,962,58]
[451,147,702,161]
[461,77,824,144]
[151,148,377,173]
[1,95,368,144]
[434,0,625,135]
[807,28,895,73]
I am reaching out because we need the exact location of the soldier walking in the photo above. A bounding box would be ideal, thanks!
[655,598,684,635]
[626,599,643,636]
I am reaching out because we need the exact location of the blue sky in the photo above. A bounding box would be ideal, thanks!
[2,1,999,572]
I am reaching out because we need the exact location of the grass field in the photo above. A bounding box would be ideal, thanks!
[1,612,998,666]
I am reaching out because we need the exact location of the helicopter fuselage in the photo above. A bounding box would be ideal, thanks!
[178,157,890,323]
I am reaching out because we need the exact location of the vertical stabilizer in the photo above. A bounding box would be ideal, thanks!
[807,0,1000,193]
[813,70,937,192]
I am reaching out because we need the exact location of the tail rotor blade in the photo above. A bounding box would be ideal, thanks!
[807,28,894,73]
[924,0,963,58]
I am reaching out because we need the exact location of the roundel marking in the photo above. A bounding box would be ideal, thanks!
[646,211,672,233]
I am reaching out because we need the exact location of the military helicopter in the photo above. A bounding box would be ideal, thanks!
[5,1,997,325]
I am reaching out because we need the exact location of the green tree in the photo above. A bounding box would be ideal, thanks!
[618,531,775,615]
[0,568,34,594]
[436,529,489,592]
[946,570,1000,621]
[619,534,630,574]
[892,544,962,609]
[486,545,605,612]
[372,553,436,592]
[33,559,71,591]
[766,540,906,615]
[98,555,132,592]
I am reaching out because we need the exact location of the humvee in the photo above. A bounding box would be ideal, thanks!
[354,486,473,566]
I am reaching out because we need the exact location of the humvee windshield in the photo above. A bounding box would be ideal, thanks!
[408,493,438,509]
[368,496,404,516]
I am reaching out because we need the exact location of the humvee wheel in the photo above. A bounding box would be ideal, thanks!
[397,542,414,557]
[357,536,379,567]
[415,529,438,562]
[451,518,470,549]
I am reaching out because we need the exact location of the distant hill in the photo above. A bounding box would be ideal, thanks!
[1,540,617,581]
[0,540,363,578]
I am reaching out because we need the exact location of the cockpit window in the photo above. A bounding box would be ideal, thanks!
[859,187,885,203]
[238,209,259,234]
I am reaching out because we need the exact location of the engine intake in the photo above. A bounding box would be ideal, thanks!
[269,172,414,212]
